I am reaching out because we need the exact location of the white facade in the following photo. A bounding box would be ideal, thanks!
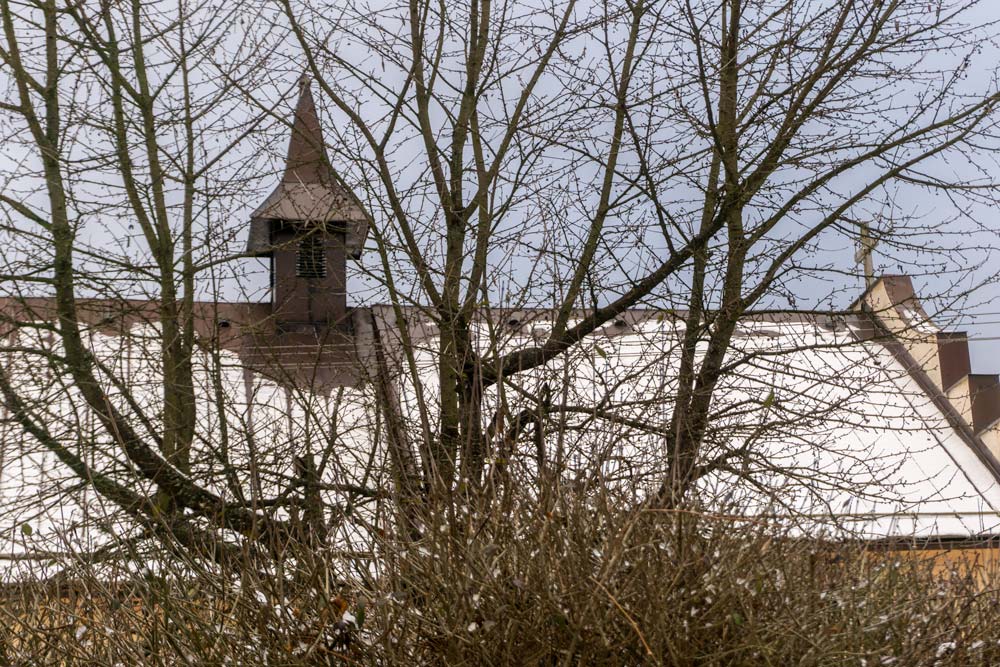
[2,276,1000,576]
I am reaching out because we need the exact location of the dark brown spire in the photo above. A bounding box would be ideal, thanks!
[282,76,334,186]
[247,77,371,258]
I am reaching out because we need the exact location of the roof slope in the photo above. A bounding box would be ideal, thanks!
[2,277,1000,574]
[375,280,1000,540]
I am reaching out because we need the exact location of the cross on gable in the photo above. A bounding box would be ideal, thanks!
[854,222,878,289]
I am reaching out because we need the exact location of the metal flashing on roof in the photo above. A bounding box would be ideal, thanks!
[968,374,1000,436]
[938,331,972,392]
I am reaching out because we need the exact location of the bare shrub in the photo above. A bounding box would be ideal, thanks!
[2,484,1000,666]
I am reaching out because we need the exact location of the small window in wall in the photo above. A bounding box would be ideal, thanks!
[296,235,326,278]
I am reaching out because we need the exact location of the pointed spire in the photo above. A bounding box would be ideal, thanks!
[282,75,335,186]
[247,75,371,258]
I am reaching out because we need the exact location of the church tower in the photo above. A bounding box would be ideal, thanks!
[246,77,369,333]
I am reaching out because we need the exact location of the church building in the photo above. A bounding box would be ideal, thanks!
[3,81,1000,574]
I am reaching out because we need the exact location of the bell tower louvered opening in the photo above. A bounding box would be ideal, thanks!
[296,235,327,279]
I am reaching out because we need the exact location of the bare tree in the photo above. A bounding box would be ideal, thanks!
[280,0,1000,504]
[0,0,996,589]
